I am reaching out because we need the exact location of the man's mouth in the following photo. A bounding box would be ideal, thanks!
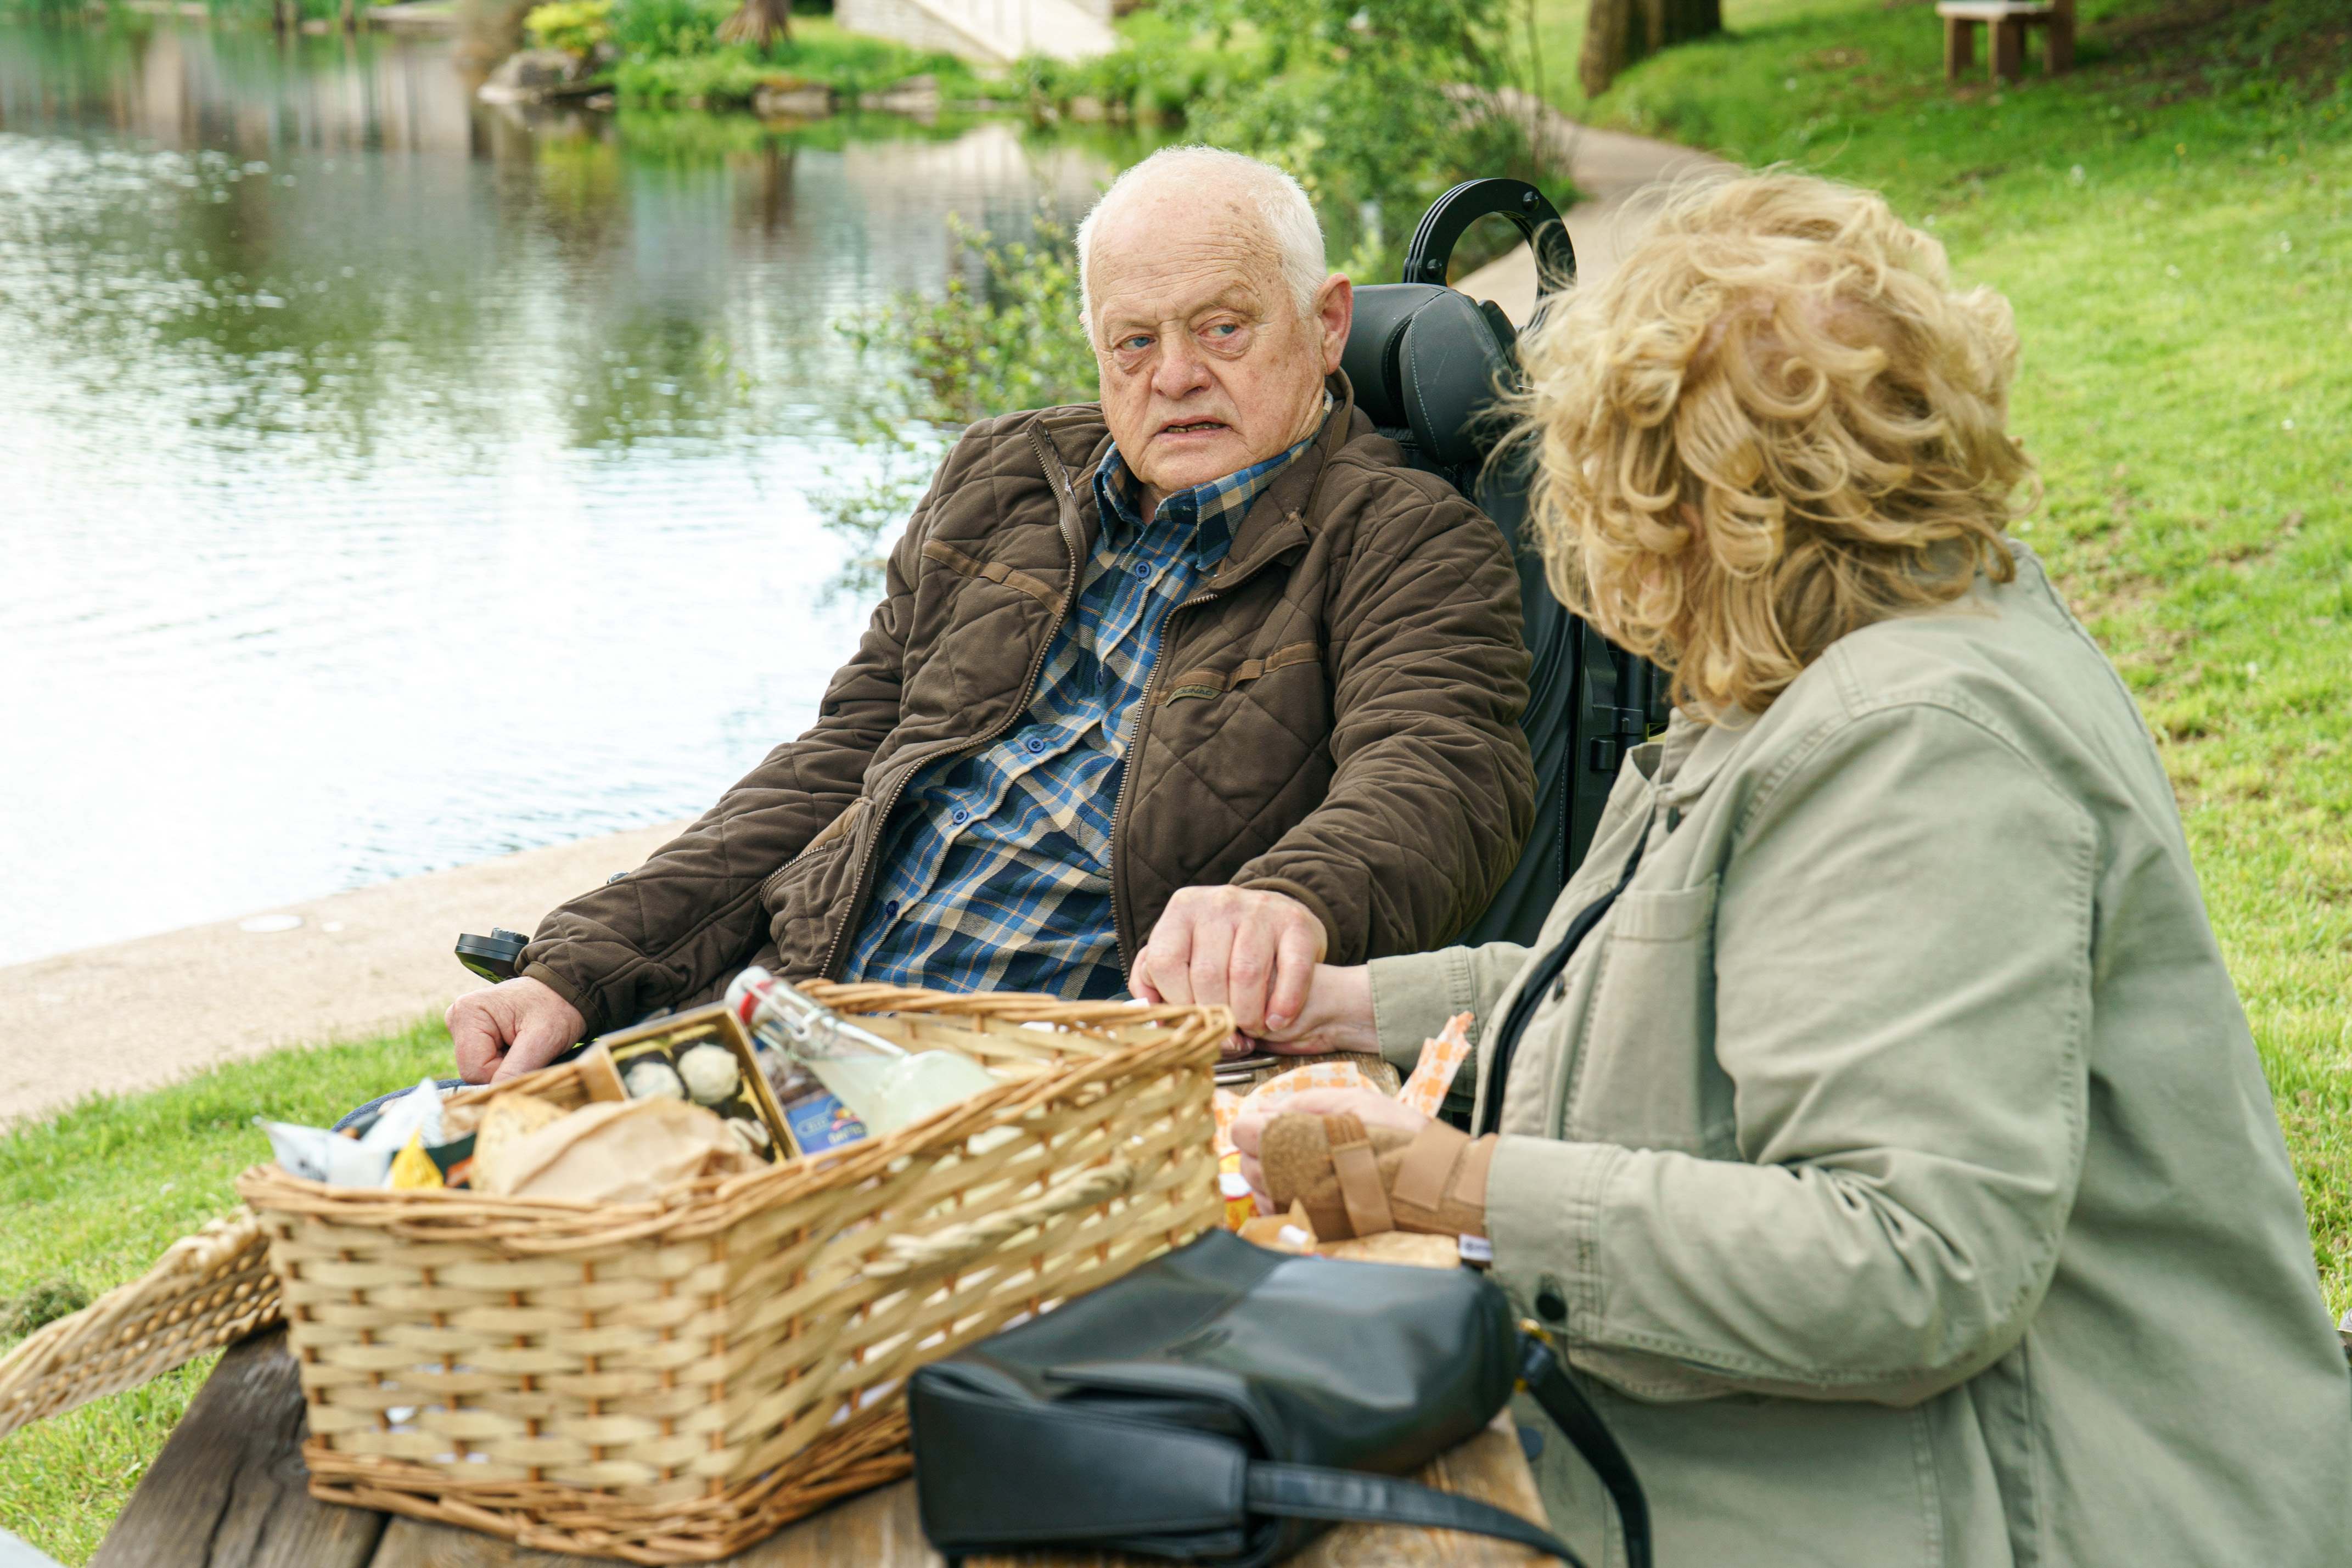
[1159,419,1229,437]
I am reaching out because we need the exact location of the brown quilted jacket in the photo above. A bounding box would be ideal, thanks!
[521,375,1535,1036]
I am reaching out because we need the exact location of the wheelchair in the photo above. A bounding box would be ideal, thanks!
[376,181,1670,1134]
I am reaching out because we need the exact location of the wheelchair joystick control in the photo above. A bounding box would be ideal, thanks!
[454,928,530,984]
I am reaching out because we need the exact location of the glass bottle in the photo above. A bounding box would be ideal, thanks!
[726,966,997,1141]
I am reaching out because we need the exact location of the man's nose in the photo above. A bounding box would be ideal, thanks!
[1150,335,1212,401]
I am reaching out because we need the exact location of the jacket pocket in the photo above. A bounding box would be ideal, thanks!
[1154,642,1321,706]
[919,538,1066,612]
[1565,878,1734,1156]
[763,798,869,905]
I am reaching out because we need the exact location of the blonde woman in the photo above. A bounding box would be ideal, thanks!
[1233,174,2351,1564]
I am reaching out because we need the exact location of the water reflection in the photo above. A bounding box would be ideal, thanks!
[0,21,1129,964]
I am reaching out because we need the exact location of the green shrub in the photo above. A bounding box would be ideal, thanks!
[610,15,984,106]
[850,215,1094,428]
[614,0,726,58]
[613,46,780,106]
[526,0,615,60]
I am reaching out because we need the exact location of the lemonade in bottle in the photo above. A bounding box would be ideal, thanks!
[726,967,996,1141]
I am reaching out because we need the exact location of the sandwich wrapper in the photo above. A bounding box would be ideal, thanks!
[257,1077,446,1188]
[1225,1013,1472,1133]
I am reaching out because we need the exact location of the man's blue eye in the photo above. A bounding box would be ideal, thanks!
[1122,336,1151,351]
[1208,324,1239,337]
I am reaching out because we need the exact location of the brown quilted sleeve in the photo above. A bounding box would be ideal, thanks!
[517,427,987,1036]
[1233,463,1535,963]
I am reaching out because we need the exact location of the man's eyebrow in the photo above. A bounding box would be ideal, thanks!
[1099,284,1268,338]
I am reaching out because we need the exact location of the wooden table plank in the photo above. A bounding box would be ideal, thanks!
[93,1328,385,1568]
[368,1416,1545,1568]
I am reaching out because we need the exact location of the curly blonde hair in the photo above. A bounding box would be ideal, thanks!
[1516,172,2034,717]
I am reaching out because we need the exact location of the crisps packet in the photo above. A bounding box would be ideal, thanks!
[1233,1060,1380,1124]
[388,1132,444,1190]
[1397,1012,1475,1119]
[1211,1087,1243,1156]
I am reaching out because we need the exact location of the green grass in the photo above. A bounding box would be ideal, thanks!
[0,1021,454,1564]
[1545,0,2352,1303]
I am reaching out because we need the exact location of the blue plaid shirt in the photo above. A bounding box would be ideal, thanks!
[845,414,1326,998]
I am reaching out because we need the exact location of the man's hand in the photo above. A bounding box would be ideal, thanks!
[447,976,586,1085]
[1131,886,1327,1041]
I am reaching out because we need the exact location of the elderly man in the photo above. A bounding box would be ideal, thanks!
[451,145,1534,1083]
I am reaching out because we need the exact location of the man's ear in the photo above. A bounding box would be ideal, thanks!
[1315,273,1354,374]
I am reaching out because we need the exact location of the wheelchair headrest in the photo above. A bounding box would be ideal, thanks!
[1341,284,1518,471]
[1341,177,1574,475]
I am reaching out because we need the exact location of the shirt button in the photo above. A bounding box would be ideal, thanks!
[1024,737,1046,754]
[950,808,968,825]
[883,900,900,919]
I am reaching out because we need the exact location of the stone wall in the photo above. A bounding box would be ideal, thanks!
[837,0,1116,66]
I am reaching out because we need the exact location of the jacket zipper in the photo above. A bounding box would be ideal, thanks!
[812,421,1088,980]
[1107,585,1216,975]
[1111,414,1349,971]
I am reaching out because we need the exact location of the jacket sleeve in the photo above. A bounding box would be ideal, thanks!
[519,434,976,1037]
[1484,701,2097,1406]
[1233,480,1535,963]
[1363,941,1533,1076]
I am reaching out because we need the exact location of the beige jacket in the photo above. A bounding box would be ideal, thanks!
[1370,546,2350,1565]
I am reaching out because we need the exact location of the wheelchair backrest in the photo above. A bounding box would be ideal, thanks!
[1341,181,1672,949]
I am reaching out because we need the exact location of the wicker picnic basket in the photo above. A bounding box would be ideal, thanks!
[229,982,1223,1564]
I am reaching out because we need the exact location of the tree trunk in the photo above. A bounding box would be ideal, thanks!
[717,0,793,50]
[1579,0,1722,98]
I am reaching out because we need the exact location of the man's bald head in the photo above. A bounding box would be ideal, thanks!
[1076,147,1328,346]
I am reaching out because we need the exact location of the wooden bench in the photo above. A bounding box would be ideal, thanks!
[1937,0,2074,86]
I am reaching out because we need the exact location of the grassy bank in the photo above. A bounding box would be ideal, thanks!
[593,10,986,109]
[1548,0,2352,1299]
[0,1023,453,1563]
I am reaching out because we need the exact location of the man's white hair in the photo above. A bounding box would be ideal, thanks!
[1075,146,1328,346]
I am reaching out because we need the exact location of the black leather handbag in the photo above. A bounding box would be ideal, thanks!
[907,1229,1649,1568]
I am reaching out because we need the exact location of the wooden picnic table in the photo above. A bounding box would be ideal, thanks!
[91,1328,1551,1568]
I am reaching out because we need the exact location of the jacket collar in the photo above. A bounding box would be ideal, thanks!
[1636,706,1751,809]
[1206,369,1361,591]
[1030,369,1365,589]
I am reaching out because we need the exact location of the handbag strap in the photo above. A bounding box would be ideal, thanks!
[1246,1462,1585,1566]
[1518,1331,1653,1568]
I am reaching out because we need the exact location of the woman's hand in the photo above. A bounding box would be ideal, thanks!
[1231,1085,1430,1204]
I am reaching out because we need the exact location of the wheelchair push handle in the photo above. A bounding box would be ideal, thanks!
[1400,178,1574,302]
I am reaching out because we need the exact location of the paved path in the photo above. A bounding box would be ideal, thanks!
[1456,103,1732,319]
[0,109,1726,1129]
[0,822,683,1126]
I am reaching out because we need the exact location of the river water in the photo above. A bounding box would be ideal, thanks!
[0,21,1125,966]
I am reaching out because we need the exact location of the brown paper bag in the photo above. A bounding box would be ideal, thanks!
[474,1097,756,1203]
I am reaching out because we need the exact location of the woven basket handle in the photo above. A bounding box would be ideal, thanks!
[866,1159,1139,1282]
[0,1209,278,1441]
